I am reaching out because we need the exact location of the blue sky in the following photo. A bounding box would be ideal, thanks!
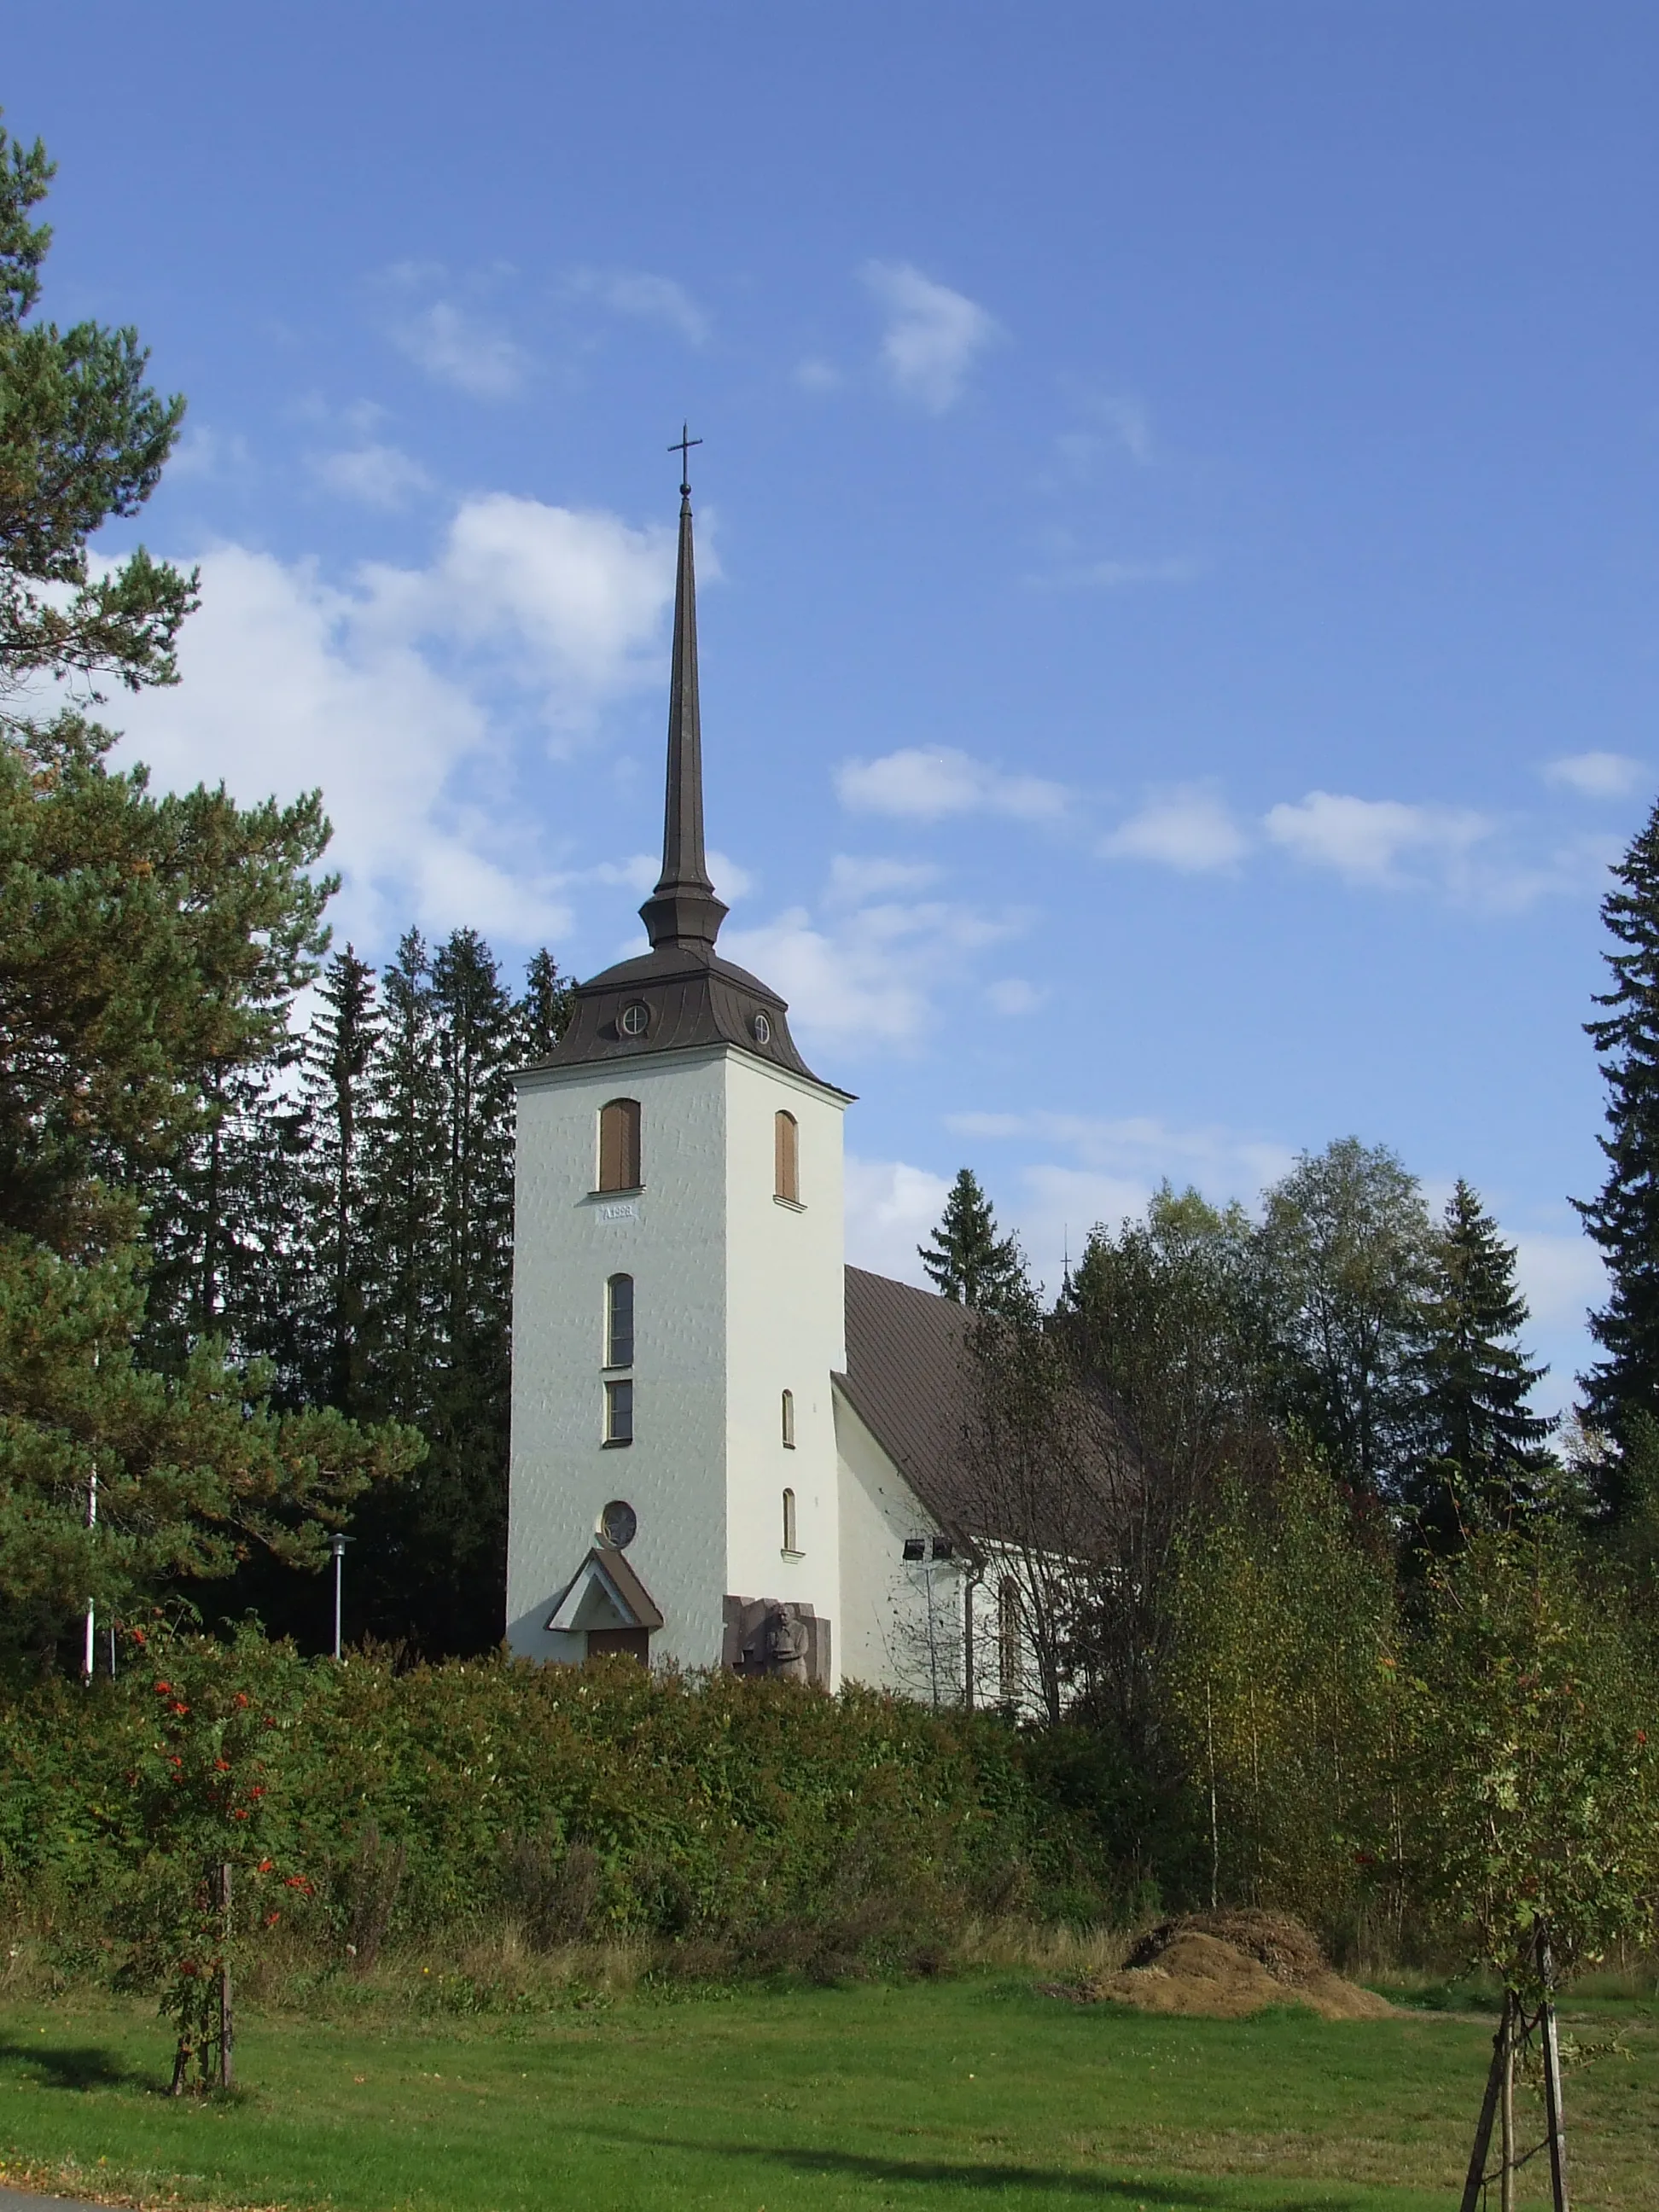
[10,4,1659,1404]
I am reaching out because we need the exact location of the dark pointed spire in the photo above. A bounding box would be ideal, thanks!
[639,432,728,956]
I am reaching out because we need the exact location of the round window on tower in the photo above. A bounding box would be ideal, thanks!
[619,1000,650,1039]
[751,1011,771,1045]
[597,1499,637,1551]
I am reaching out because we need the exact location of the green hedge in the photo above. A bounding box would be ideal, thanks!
[0,1639,1107,1963]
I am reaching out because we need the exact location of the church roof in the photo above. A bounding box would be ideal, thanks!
[529,441,839,1095]
[836,1266,983,1540]
[836,1265,1127,1557]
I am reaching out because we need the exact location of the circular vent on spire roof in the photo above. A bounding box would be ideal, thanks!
[619,1001,650,1039]
[751,1012,771,1045]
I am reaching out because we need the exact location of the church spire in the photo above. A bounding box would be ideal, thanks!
[639,428,728,957]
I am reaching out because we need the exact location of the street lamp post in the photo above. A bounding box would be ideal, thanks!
[330,1534,352,1661]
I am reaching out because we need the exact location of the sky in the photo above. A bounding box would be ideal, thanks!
[9,3,1659,1407]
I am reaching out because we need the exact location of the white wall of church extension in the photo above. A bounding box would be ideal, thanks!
[722,1053,847,1661]
[834,1389,963,1700]
[507,1051,730,1670]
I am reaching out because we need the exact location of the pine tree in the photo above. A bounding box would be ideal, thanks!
[1576,800,1659,1439]
[918,1167,1030,1314]
[141,1054,307,1381]
[1,115,196,694]
[1407,1180,1554,1546]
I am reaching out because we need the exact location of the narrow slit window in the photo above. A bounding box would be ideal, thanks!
[606,1274,634,1368]
[604,1378,633,1446]
[774,1109,799,1203]
[781,1388,795,1448]
[997,1578,1024,1704]
[597,1097,642,1191]
[782,1487,798,1554]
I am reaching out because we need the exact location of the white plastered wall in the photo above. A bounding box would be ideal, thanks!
[507,1042,849,1678]
[833,1388,963,1697]
[722,1052,848,1660]
[507,1050,730,1669]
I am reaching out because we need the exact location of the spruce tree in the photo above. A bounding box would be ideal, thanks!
[1407,1180,1554,1546]
[518,946,575,1060]
[918,1167,1030,1314]
[364,930,441,1428]
[1577,799,1659,1439]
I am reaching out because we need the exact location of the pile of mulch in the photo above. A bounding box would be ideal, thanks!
[1057,1909,1394,2022]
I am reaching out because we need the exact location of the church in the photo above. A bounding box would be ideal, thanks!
[504,460,1012,1700]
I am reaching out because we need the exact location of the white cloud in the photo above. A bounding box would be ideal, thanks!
[725,895,1022,1051]
[837,745,1067,824]
[945,1108,1298,1303]
[1033,556,1200,590]
[986,978,1045,1016]
[311,443,433,509]
[1102,784,1247,872]
[1512,1230,1605,1334]
[1542,752,1646,800]
[167,425,253,481]
[386,492,673,710]
[1265,791,1493,888]
[951,1108,1294,1201]
[795,357,842,394]
[113,494,676,946]
[588,853,660,895]
[1055,393,1154,471]
[384,271,529,398]
[860,260,999,412]
[844,1155,952,1287]
[825,854,940,904]
[568,269,709,346]
[706,848,754,904]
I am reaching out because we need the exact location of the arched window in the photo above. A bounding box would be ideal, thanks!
[774,1109,799,1203]
[597,1098,641,1192]
[997,1578,1024,1705]
[780,1388,795,1448]
[782,1487,798,1554]
[606,1274,634,1368]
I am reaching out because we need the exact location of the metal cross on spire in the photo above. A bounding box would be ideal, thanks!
[669,422,702,496]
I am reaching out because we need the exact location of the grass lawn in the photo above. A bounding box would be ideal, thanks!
[1,1976,1656,2212]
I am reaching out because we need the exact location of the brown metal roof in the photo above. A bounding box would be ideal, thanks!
[837,1266,1128,1555]
[530,942,849,1094]
[836,1266,982,1538]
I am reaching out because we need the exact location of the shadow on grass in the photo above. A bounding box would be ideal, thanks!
[579,2128,1374,2209]
[0,2034,151,2093]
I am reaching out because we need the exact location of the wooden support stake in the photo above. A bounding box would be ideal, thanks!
[1540,1996,1569,2212]
[1500,1991,1516,2212]
[218,1862,235,2092]
[1460,1996,1509,2212]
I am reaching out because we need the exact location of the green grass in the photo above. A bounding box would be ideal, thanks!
[1,1976,1656,2212]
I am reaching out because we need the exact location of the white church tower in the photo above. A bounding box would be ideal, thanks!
[506,451,853,1683]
